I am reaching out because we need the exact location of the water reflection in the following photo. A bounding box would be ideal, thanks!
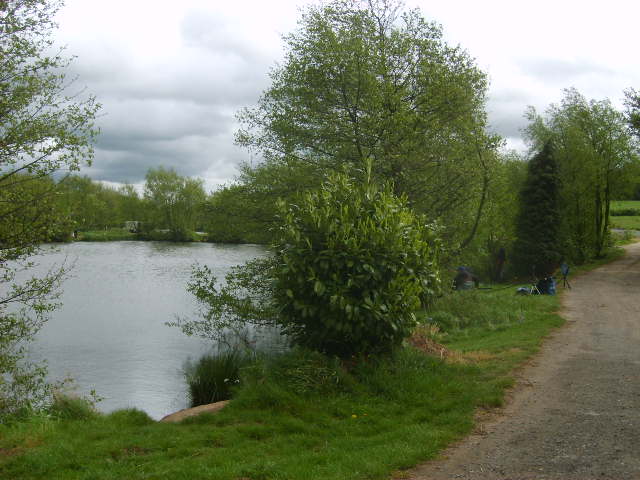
[25,241,280,419]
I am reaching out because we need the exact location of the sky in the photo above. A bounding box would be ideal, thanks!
[53,0,640,192]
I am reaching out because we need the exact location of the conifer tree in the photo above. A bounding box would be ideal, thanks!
[512,142,562,277]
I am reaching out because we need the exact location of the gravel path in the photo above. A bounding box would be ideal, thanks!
[405,243,640,480]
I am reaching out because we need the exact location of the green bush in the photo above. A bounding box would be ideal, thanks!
[106,408,154,426]
[274,169,441,356]
[47,393,99,421]
[184,350,251,406]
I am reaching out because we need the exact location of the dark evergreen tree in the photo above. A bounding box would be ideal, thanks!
[512,142,562,277]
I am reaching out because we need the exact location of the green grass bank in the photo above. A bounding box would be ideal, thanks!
[76,228,207,242]
[0,250,623,480]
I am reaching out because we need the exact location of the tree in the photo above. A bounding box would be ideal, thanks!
[624,88,640,138]
[236,0,497,250]
[512,142,562,277]
[457,150,527,280]
[525,89,638,261]
[0,0,99,417]
[143,167,206,240]
[203,184,272,244]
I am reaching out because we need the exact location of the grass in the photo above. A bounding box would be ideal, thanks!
[609,216,640,230]
[77,229,208,242]
[610,200,640,210]
[184,350,251,406]
[609,201,640,230]
[78,229,138,241]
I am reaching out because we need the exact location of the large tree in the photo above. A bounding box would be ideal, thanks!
[236,0,497,249]
[0,0,99,417]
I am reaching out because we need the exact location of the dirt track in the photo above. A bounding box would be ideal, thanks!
[406,243,640,480]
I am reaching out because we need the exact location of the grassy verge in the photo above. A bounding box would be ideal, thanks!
[78,229,139,241]
[0,251,621,480]
[77,229,208,242]
[610,200,640,210]
[610,216,640,230]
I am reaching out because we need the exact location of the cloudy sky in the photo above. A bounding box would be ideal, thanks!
[53,0,640,192]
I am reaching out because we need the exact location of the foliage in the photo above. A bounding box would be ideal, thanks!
[455,150,527,281]
[184,350,251,406]
[236,0,498,251]
[168,255,278,341]
[46,394,99,421]
[56,176,146,231]
[512,142,562,277]
[0,0,99,419]
[625,88,640,138]
[524,89,639,262]
[203,183,272,244]
[143,167,207,240]
[274,169,442,356]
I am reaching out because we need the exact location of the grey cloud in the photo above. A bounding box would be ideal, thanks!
[518,58,615,85]
[180,10,271,65]
[86,129,247,189]
[63,34,269,186]
[486,89,533,139]
[69,51,269,108]
[96,99,232,145]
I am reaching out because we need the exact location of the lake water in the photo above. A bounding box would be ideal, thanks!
[24,241,275,419]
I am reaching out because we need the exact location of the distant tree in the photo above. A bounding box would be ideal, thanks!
[236,0,498,250]
[512,142,562,277]
[117,184,144,224]
[624,88,640,138]
[144,167,206,240]
[0,0,99,417]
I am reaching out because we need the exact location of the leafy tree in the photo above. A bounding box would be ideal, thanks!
[203,184,272,244]
[236,0,497,250]
[117,184,144,225]
[143,167,206,240]
[172,167,442,357]
[512,142,562,277]
[625,88,640,138]
[0,0,99,417]
[458,150,527,280]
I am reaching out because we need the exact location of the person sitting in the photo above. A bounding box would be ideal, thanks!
[453,266,479,290]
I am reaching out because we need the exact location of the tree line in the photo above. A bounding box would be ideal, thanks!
[51,167,207,241]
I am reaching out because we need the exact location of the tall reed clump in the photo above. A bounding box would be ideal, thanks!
[184,350,250,406]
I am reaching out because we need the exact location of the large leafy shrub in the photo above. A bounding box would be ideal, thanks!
[273,171,441,356]
[172,170,441,357]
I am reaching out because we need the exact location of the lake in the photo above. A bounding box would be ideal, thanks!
[24,241,276,419]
